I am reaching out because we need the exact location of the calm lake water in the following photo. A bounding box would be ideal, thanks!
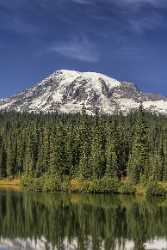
[0,189,167,250]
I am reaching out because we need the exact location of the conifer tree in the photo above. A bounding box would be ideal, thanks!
[49,127,57,176]
[0,137,6,177]
[24,131,34,176]
[16,130,25,175]
[6,137,16,177]
[79,105,91,179]
[161,131,167,181]
[42,126,50,173]
[128,105,149,183]
[105,131,118,179]
[90,111,106,179]
[49,124,66,178]
[36,127,45,177]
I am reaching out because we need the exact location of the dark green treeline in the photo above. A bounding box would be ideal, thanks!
[0,106,167,183]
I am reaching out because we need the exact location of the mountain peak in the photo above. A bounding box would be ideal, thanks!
[0,69,167,115]
[55,69,80,78]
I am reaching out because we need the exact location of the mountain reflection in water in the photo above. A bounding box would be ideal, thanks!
[0,190,167,250]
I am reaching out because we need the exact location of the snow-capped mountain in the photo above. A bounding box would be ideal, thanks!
[0,69,167,115]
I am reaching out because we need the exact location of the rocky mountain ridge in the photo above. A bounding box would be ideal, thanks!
[0,69,167,115]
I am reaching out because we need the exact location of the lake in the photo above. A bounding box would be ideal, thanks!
[0,189,167,250]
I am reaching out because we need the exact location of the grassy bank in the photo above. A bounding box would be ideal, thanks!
[21,175,167,197]
[0,177,21,186]
[0,177,21,191]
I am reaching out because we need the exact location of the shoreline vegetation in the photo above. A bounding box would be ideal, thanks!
[0,177,21,191]
[1,105,167,197]
[0,177,20,187]
[20,176,167,196]
[1,176,167,197]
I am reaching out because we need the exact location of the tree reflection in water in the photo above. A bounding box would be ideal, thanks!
[0,190,167,250]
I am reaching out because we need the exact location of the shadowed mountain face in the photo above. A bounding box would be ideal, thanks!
[0,70,167,115]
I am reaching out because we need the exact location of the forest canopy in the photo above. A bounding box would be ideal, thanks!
[0,107,167,189]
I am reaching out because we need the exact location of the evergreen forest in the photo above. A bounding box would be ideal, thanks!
[0,106,167,193]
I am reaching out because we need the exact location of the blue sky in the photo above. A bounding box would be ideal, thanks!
[0,0,167,97]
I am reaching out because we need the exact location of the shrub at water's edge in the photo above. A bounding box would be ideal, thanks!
[145,182,167,197]
[20,175,167,196]
[21,175,123,193]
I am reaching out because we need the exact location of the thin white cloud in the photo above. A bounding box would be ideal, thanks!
[0,13,38,35]
[71,0,91,4]
[129,14,163,33]
[49,36,99,62]
[114,0,167,13]
[121,0,165,5]
[70,0,167,7]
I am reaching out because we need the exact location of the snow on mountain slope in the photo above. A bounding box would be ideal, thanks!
[0,69,167,115]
